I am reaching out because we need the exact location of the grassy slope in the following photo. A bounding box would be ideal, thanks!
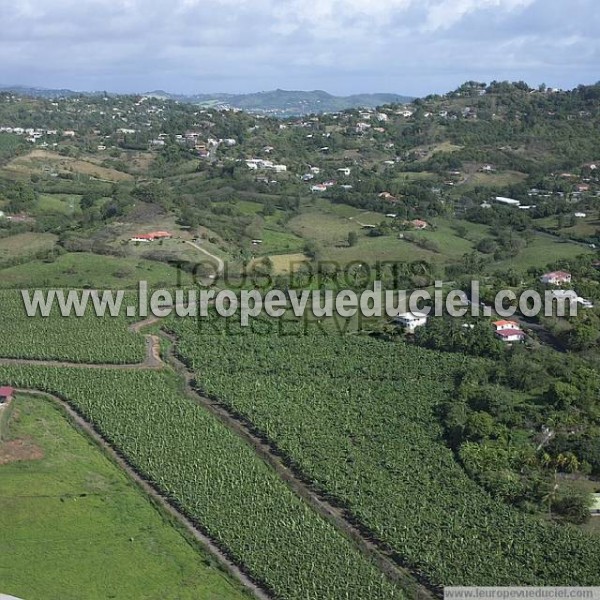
[0,394,248,600]
[0,252,190,289]
[0,233,58,262]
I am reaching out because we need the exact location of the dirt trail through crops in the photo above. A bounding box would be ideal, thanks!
[162,330,436,599]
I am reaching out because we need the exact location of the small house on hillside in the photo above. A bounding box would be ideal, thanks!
[591,494,600,517]
[393,312,428,333]
[493,320,525,343]
[130,231,172,243]
[540,271,572,286]
[495,329,525,343]
[0,386,14,403]
[493,320,520,332]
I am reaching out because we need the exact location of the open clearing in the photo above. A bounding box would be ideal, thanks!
[250,252,307,274]
[492,235,593,271]
[0,233,57,263]
[0,394,248,600]
[2,149,134,182]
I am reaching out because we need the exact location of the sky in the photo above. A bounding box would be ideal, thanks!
[0,0,597,97]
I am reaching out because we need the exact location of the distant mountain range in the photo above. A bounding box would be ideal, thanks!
[0,85,83,99]
[0,85,414,115]
[143,89,415,115]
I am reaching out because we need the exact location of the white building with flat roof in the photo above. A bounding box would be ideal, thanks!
[393,312,428,332]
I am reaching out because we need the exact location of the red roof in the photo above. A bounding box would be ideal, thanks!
[132,231,172,241]
[493,320,519,328]
[0,386,14,397]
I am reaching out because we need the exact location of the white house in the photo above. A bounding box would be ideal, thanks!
[591,493,600,517]
[337,167,351,176]
[393,312,428,332]
[495,329,526,343]
[272,165,287,173]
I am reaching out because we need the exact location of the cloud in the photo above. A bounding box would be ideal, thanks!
[422,0,534,31]
[0,0,597,95]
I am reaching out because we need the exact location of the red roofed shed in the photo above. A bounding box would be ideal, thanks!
[0,386,14,403]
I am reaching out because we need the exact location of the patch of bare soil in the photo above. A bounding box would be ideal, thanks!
[0,438,44,465]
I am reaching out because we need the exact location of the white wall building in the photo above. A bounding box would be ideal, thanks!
[393,312,428,332]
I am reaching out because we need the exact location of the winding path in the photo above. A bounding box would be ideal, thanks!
[184,240,225,276]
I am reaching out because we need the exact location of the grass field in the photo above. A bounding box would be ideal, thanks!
[535,214,600,239]
[493,235,593,271]
[459,170,528,188]
[288,211,363,245]
[37,193,83,216]
[257,226,305,254]
[250,253,307,274]
[0,252,190,289]
[0,394,248,600]
[326,234,438,264]
[0,233,58,263]
[289,211,485,265]
[393,171,439,182]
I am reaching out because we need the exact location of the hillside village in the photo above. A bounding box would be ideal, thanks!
[1,80,600,598]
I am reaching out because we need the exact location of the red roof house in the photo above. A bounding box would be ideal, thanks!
[130,231,173,242]
[493,320,520,331]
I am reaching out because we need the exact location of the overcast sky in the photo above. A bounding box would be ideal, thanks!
[0,0,597,96]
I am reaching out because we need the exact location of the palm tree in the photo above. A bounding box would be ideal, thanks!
[542,471,560,517]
